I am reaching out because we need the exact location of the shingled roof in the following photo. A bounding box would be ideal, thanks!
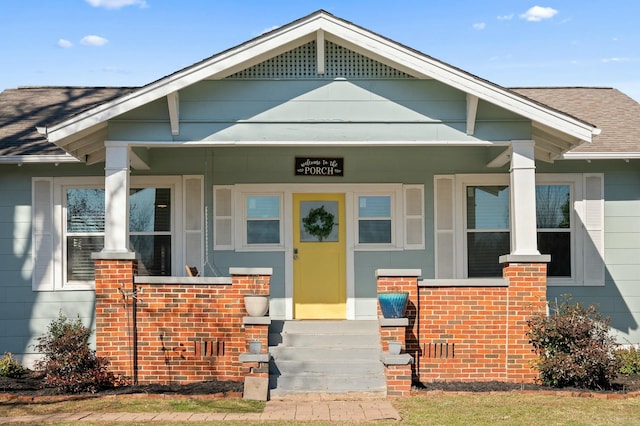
[512,87,640,155]
[0,85,638,160]
[0,86,134,158]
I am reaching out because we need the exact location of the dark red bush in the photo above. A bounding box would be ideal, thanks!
[35,312,117,393]
[526,296,620,389]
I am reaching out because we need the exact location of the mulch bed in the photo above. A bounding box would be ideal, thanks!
[414,374,640,396]
[0,371,243,399]
[1,370,639,400]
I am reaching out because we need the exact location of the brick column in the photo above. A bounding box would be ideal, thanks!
[502,261,547,382]
[93,255,138,382]
[376,269,420,380]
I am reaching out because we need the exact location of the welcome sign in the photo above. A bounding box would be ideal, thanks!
[295,157,344,176]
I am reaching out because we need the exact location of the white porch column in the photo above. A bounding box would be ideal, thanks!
[102,142,131,253]
[508,140,540,256]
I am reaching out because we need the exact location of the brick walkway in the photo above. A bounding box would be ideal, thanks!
[0,399,401,423]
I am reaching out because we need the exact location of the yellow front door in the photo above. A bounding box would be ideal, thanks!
[293,193,346,319]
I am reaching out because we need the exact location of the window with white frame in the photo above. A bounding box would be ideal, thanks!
[436,174,604,285]
[33,176,203,291]
[65,184,173,284]
[465,185,510,277]
[244,194,283,248]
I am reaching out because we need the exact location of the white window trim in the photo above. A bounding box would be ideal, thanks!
[224,183,407,253]
[443,173,600,286]
[353,191,403,251]
[236,192,285,251]
[45,176,185,291]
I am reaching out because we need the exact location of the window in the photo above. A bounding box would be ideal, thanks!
[437,173,604,286]
[65,185,173,283]
[465,185,510,277]
[129,188,172,276]
[33,176,203,291]
[357,195,392,244]
[464,183,572,278]
[536,185,571,277]
[245,195,282,246]
[66,188,104,281]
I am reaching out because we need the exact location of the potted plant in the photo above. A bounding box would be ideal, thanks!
[243,275,270,317]
[378,291,409,318]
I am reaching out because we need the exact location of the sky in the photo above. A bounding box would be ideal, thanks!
[2,0,639,101]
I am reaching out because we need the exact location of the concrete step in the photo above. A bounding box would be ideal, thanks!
[270,373,387,395]
[269,346,380,361]
[272,359,384,375]
[268,320,386,397]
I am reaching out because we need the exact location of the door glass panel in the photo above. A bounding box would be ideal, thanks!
[300,201,338,242]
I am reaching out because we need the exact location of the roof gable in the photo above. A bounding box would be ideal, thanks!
[34,10,598,163]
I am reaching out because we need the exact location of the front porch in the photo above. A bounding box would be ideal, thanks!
[94,260,546,398]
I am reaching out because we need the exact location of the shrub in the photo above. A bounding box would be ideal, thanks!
[616,346,640,376]
[34,312,116,393]
[526,296,620,389]
[0,352,27,378]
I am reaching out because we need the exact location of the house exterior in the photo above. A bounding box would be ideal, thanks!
[1,11,639,386]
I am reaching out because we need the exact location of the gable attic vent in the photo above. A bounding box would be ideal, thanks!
[227,41,412,79]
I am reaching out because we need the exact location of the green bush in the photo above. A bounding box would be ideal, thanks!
[35,312,117,393]
[0,352,27,378]
[616,346,640,376]
[526,296,620,390]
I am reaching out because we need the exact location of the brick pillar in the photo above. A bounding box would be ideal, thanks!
[385,364,413,398]
[502,262,547,382]
[376,269,421,381]
[93,256,138,382]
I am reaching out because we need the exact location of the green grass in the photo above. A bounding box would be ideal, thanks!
[394,393,640,426]
[1,393,640,425]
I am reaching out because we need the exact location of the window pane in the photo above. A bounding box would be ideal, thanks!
[247,220,280,244]
[359,220,392,244]
[67,235,104,280]
[467,186,509,229]
[130,235,172,276]
[67,189,105,232]
[536,185,570,229]
[538,232,571,277]
[130,188,171,232]
[467,232,510,277]
[359,196,391,217]
[247,196,279,218]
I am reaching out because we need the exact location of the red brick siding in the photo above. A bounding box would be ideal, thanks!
[378,263,547,384]
[95,259,270,385]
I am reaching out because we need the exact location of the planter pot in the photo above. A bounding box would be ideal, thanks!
[388,341,402,355]
[378,292,409,318]
[244,295,270,317]
[249,341,262,354]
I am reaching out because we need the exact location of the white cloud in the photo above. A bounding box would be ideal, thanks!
[80,35,109,46]
[520,6,558,22]
[57,38,73,48]
[497,14,514,20]
[601,57,631,63]
[85,0,148,9]
[473,22,486,30]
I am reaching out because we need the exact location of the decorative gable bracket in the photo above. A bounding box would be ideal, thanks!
[167,91,180,136]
